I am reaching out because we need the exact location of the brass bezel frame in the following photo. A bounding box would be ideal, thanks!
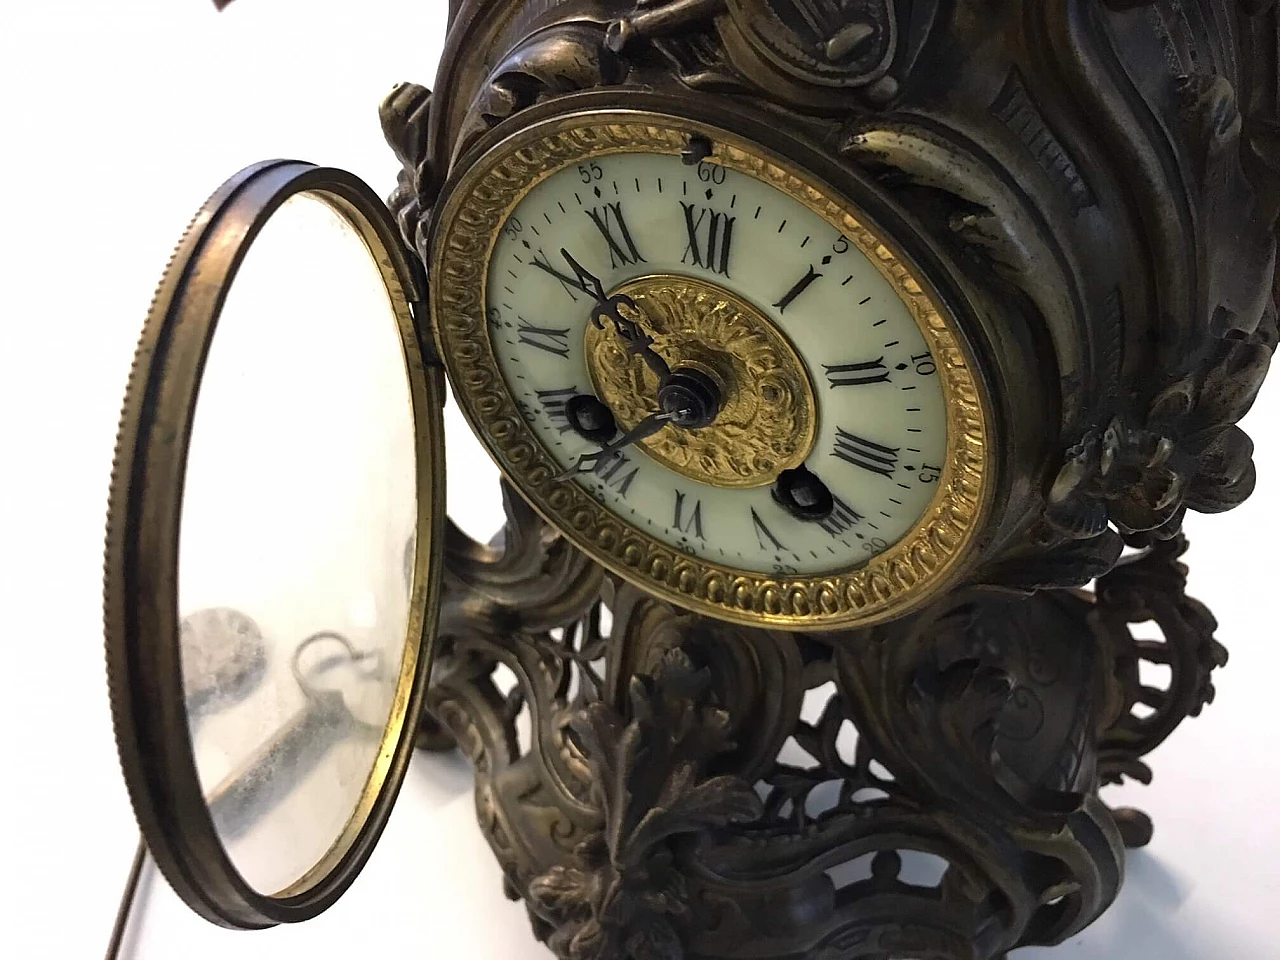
[104,160,446,929]
[431,100,995,632]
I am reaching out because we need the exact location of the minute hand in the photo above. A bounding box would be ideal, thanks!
[556,410,682,481]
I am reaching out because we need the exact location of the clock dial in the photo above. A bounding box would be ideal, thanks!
[432,112,992,630]
[483,150,948,576]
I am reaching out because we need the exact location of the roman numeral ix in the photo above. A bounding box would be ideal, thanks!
[832,429,900,478]
[681,202,735,277]
[586,203,646,268]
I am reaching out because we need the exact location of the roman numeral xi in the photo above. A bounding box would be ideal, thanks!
[586,203,645,268]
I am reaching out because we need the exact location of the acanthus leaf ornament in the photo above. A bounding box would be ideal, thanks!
[1045,324,1275,542]
[528,649,763,960]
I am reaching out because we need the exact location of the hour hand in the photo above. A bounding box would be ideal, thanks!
[557,250,672,383]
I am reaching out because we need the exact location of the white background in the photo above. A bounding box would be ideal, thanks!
[0,2,1276,958]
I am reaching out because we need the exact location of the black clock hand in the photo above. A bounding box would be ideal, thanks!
[554,248,675,385]
[591,292,674,385]
[559,248,607,301]
[555,409,685,481]
[531,256,592,296]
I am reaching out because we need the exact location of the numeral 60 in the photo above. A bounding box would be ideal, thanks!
[697,160,726,184]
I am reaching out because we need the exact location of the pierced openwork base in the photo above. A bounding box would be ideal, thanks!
[422,484,1225,960]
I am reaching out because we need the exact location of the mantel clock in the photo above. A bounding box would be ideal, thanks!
[105,2,1279,958]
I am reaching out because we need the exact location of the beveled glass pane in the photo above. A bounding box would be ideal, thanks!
[177,192,417,897]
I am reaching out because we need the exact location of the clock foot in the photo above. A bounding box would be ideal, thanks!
[422,486,1226,960]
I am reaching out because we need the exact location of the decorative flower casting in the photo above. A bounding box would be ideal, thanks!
[528,650,763,960]
[1046,334,1273,541]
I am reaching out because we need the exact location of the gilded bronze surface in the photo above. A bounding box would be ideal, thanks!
[431,110,993,631]
[584,274,817,489]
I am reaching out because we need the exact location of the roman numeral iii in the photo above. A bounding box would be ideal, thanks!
[681,202,735,277]
[832,429,900,478]
[824,358,890,387]
[586,203,646,268]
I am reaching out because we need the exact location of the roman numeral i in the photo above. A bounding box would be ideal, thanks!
[681,202,735,277]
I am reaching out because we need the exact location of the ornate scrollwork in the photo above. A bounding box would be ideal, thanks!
[527,649,764,960]
[1090,535,1229,846]
[422,488,1226,959]
[1045,328,1275,541]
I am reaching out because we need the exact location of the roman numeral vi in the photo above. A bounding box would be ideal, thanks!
[673,490,706,540]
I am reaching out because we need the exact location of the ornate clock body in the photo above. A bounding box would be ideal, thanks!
[371,3,1277,958]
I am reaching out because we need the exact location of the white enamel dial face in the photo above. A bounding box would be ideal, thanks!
[484,150,949,577]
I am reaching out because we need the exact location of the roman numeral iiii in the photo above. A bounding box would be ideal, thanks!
[832,429,900,478]
[824,358,890,387]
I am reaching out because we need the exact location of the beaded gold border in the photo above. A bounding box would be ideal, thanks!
[430,111,992,631]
